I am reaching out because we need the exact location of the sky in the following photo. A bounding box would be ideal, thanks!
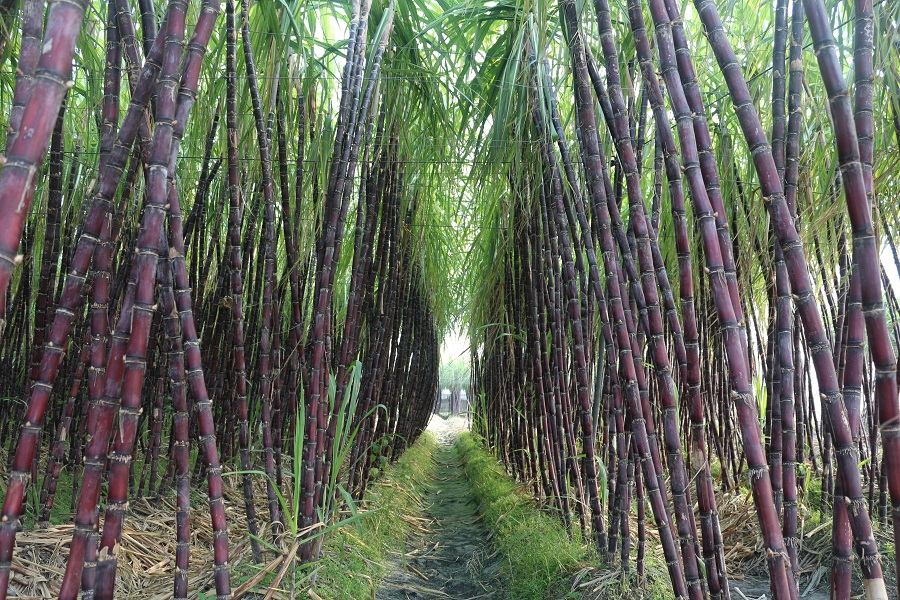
[883,246,900,295]
[441,329,469,365]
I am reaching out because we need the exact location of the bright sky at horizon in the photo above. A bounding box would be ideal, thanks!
[441,330,469,365]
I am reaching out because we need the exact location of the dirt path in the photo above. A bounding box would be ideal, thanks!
[375,441,500,600]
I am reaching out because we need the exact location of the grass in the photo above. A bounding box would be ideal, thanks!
[454,431,594,599]
[0,434,438,598]
[455,432,677,599]
[310,431,438,599]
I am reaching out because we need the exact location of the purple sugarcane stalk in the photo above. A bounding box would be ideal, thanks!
[225,0,262,562]
[82,1,192,596]
[694,0,889,596]
[239,0,282,535]
[767,0,790,531]
[660,0,751,372]
[156,231,194,600]
[3,0,44,154]
[560,0,688,591]
[626,1,729,593]
[780,0,804,585]
[0,26,167,600]
[165,3,230,594]
[38,327,90,525]
[832,268,865,600]
[590,1,704,590]
[644,0,794,595]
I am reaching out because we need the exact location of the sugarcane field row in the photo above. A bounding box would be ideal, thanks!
[0,0,898,598]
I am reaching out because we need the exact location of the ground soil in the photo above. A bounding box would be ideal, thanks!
[375,427,500,600]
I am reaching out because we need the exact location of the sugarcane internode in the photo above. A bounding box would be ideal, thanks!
[0,0,898,599]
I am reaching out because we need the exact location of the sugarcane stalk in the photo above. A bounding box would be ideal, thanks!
[694,0,889,596]
[780,0,804,584]
[767,0,790,529]
[643,0,796,595]
[832,266,865,599]
[29,96,67,387]
[3,0,44,154]
[38,327,90,525]
[163,241,199,599]
[224,0,262,563]
[88,0,191,594]
[559,0,689,591]
[0,25,166,594]
[659,0,751,373]
[590,1,706,590]
[163,3,230,594]
[239,0,282,536]
[626,1,728,593]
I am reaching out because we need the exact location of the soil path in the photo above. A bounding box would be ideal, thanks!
[375,440,500,600]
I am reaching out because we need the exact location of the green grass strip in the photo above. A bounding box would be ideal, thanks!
[312,432,438,598]
[455,432,593,599]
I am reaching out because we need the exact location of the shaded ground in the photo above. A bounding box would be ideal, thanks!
[376,441,500,600]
